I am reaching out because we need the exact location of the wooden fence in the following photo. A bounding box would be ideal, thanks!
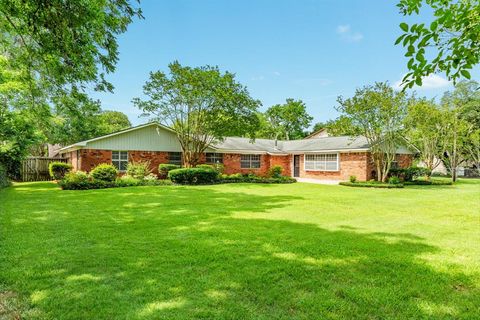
[20,157,67,182]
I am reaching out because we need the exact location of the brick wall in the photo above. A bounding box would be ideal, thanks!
[269,155,292,177]
[72,148,412,180]
[128,151,170,174]
[79,149,113,172]
[222,154,269,176]
[299,152,370,181]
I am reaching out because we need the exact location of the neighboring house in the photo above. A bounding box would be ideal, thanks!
[304,128,329,139]
[59,122,414,181]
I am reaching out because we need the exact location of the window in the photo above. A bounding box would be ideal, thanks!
[206,153,223,164]
[240,154,261,169]
[169,152,182,165]
[304,153,339,171]
[112,151,128,171]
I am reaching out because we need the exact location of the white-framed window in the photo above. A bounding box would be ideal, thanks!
[240,154,261,169]
[206,153,223,164]
[304,153,339,171]
[169,152,182,165]
[112,151,128,171]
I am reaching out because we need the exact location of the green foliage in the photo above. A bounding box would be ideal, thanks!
[133,61,261,166]
[0,162,10,188]
[220,173,296,184]
[0,106,43,179]
[158,164,181,179]
[260,99,313,140]
[126,161,152,180]
[195,164,215,171]
[96,111,132,135]
[0,0,142,92]
[339,181,404,188]
[268,165,283,178]
[396,0,480,88]
[404,98,444,171]
[168,168,219,185]
[90,164,118,182]
[389,166,432,182]
[334,82,410,182]
[59,172,172,190]
[404,179,453,186]
[349,175,357,183]
[58,171,91,190]
[388,176,401,185]
[48,162,72,180]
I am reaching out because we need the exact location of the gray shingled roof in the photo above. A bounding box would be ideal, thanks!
[213,136,371,153]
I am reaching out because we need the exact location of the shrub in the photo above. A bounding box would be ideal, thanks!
[48,161,73,180]
[90,164,118,182]
[168,168,219,185]
[219,173,296,184]
[268,165,283,178]
[388,176,401,185]
[158,164,180,179]
[196,164,215,170]
[126,161,152,180]
[403,166,432,182]
[144,173,158,181]
[59,171,91,190]
[0,162,10,188]
[349,175,357,183]
[339,181,404,188]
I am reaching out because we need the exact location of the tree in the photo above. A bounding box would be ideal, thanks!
[0,0,142,93]
[439,81,480,181]
[334,82,409,182]
[325,116,358,136]
[263,99,313,140]
[396,0,480,88]
[310,122,327,135]
[405,98,444,176]
[133,61,261,167]
[97,111,132,135]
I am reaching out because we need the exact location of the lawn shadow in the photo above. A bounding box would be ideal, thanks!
[1,183,478,319]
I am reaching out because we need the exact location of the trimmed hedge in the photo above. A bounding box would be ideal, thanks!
[0,162,10,188]
[158,164,180,179]
[90,164,118,182]
[49,162,73,180]
[59,172,173,190]
[220,173,296,184]
[404,179,453,186]
[340,181,404,188]
[168,168,219,185]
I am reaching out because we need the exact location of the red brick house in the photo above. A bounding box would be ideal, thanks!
[59,122,414,181]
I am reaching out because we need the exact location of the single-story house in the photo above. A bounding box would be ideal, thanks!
[59,122,415,181]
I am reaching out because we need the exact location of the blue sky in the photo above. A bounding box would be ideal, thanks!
[91,0,474,127]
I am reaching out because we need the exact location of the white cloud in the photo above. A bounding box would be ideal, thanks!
[336,25,350,34]
[393,74,451,90]
[336,24,363,42]
[251,75,265,81]
[273,71,281,76]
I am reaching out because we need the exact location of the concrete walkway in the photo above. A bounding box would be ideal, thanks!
[295,178,341,185]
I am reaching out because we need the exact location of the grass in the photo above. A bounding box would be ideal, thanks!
[0,180,479,319]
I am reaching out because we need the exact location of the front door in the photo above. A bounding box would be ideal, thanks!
[293,155,300,177]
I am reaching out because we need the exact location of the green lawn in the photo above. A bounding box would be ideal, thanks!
[0,180,479,319]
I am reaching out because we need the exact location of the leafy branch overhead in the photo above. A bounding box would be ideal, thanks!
[396,0,479,88]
